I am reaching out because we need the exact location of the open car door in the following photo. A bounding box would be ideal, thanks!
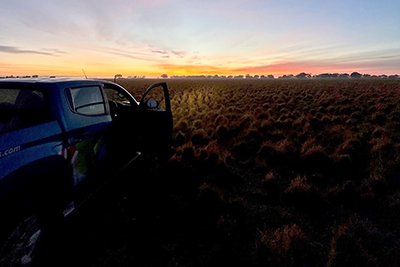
[102,81,172,172]
[137,82,173,158]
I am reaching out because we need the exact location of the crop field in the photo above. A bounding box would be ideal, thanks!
[62,78,400,266]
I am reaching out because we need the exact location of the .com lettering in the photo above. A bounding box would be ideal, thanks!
[0,146,21,158]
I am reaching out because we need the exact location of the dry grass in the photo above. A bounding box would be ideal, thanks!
[104,78,400,266]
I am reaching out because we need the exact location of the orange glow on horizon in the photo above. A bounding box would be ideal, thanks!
[1,48,398,78]
[1,62,398,78]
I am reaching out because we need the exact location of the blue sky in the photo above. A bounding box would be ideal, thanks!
[1,0,399,77]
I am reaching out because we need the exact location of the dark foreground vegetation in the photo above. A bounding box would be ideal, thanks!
[56,79,400,266]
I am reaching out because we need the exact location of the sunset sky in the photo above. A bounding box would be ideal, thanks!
[1,0,399,77]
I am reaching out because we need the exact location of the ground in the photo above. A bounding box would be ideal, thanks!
[52,79,400,267]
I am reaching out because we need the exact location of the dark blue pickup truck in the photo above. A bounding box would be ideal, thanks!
[0,78,172,266]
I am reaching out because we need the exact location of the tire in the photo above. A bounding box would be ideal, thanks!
[0,213,43,267]
[0,168,71,266]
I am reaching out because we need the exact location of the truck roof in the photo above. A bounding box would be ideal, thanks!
[0,77,139,106]
[0,77,107,85]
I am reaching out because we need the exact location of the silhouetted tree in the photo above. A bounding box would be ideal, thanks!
[350,72,362,79]
[279,74,294,79]
[295,72,311,79]
[161,73,169,78]
[114,74,122,82]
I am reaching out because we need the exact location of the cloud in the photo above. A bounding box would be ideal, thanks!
[42,48,67,55]
[150,49,187,58]
[0,45,65,56]
[101,47,158,62]
[330,48,400,64]
[171,51,186,57]
[230,46,400,75]
[152,50,169,55]
[99,45,190,63]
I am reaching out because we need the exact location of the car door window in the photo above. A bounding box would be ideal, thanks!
[0,87,50,133]
[104,88,131,103]
[69,86,106,116]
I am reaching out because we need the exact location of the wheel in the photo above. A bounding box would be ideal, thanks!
[0,214,42,267]
[0,170,71,267]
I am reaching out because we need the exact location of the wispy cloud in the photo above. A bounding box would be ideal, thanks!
[0,45,65,56]
[97,45,190,63]
[231,46,400,75]
[151,50,169,55]
[100,47,158,62]
[329,48,400,63]
[171,51,186,58]
[42,48,67,55]
[150,49,187,58]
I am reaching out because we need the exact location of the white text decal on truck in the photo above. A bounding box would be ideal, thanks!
[0,146,21,158]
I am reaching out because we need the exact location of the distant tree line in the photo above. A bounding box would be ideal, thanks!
[0,75,39,79]
[293,72,400,80]
[2,72,398,80]
[161,72,400,80]
[167,74,276,79]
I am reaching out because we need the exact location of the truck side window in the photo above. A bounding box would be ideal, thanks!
[104,88,130,103]
[69,86,106,116]
[0,88,50,134]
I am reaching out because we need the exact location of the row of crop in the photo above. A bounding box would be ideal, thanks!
[120,78,400,266]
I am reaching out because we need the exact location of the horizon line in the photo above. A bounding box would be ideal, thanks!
[1,72,399,80]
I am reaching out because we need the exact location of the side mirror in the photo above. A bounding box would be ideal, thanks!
[145,99,159,109]
[140,82,171,112]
